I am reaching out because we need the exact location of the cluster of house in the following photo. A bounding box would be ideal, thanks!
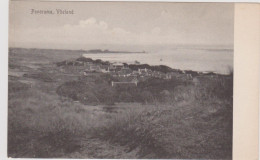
[83,61,193,81]
[60,58,222,87]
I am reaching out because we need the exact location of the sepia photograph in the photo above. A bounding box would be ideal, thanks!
[8,1,234,159]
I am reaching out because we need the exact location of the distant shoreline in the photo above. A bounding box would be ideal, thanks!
[8,46,233,53]
[9,47,146,54]
[84,49,146,54]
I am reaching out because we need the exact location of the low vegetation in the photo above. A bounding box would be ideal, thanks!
[8,48,233,159]
[56,73,194,104]
[92,81,232,159]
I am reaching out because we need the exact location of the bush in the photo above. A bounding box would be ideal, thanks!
[57,80,116,105]
[140,91,155,104]
[195,76,233,101]
[118,91,133,102]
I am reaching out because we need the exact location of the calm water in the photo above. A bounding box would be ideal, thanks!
[83,47,233,74]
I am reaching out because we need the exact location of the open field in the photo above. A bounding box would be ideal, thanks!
[8,48,232,159]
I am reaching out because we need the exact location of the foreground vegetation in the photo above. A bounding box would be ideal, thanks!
[8,48,233,159]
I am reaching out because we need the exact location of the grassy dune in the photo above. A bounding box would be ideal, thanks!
[8,48,232,159]
[92,85,232,158]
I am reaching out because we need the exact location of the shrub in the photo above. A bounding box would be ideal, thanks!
[57,80,116,105]
[140,91,155,104]
[194,76,233,101]
[118,91,133,102]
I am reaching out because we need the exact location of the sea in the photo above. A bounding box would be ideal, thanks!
[83,46,233,74]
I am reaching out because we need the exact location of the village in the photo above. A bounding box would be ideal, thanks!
[56,56,219,87]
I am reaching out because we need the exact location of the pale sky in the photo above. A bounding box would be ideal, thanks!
[9,2,234,50]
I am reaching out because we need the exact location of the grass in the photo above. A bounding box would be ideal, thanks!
[9,85,84,157]
[92,81,232,159]
[8,83,115,158]
[8,48,233,159]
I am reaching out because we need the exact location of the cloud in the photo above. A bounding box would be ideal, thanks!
[10,16,233,49]
[11,17,169,47]
[60,18,135,43]
[79,17,97,26]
